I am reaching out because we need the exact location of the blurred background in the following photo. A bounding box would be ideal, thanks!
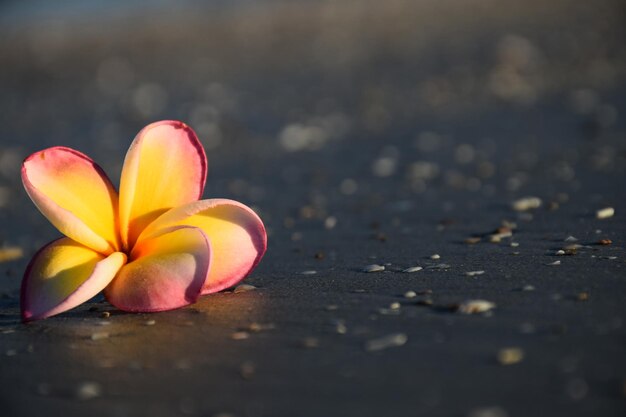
[0,1,625,416]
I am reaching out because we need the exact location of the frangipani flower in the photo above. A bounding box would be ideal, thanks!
[21,120,267,321]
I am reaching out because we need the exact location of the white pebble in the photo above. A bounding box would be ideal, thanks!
[402,266,423,273]
[365,333,408,352]
[596,207,614,219]
[465,270,485,277]
[512,196,542,211]
[362,264,385,273]
[430,254,441,260]
[457,299,496,314]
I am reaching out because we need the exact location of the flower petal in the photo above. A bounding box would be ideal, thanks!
[21,238,126,321]
[22,147,120,254]
[104,226,210,312]
[118,121,207,250]
[139,199,266,294]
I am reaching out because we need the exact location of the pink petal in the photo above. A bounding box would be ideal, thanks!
[118,121,208,250]
[104,226,211,312]
[22,147,120,254]
[138,199,266,294]
[21,238,126,321]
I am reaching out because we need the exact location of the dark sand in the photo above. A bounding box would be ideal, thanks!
[0,1,625,416]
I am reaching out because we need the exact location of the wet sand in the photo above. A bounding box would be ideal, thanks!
[0,1,625,416]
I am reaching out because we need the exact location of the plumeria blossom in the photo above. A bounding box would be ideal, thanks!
[20,120,267,321]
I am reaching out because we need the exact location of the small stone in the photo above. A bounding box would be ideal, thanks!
[101,311,111,318]
[512,196,542,211]
[0,246,23,263]
[510,242,519,247]
[145,320,156,326]
[402,266,423,273]
[324,216,337,229]
[430,254,441,260]
[556,250,565,255]
[597,239,612,245]
[365,333,408,352]
[457,299,496,314]
[334,321,347,334]
[389,302,401,310]
[300,270,317,275]
[465,270,485,277]
[362,264,385,273]
[596,207,614,219]
[403,290,417,299]
[497,347,525,365]
[547,260,561,266]
[426,263,451,270]
[301,337,320,348]
[75,382,102,400]
[521,285,536,291]
[239,361,256,380]
[246,322,276,332]
[576,292,589,301]
[325,304,339,311]
[231,331,250,340]
[234,284,257,293]
[564,235,578,242]
[90,332,109,341]
[465,237,481,244]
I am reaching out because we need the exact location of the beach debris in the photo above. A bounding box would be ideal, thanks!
[90,332,109,341]
[521,285,536,291]
[430,254,441,260]
[230,331,250,340]
[300,270,317,275]
[597,239,612,245]
[464,237,482,244]
[489,227,513,243]
[547,260,561,266]
[596,207,614,219]
[75,381,102,401]
[556,250,565,256]
[497,347,525,365]
[426,263,451,270]
[145,319,156,326]
[365,333,408,352]
[0,246,23,262]
[362,264,385,273]
[245,322,276,332]
[403,290,417,299]
[564,236,578,242]
[300,337,320,348]
[402,266,423,273]
[457,299,496,314]
[234,284,257,293]
[512,196,542,211]
[465,270,485,277]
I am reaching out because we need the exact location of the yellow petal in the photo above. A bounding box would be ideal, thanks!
[22,147,120,254]
[138,199,266,294]
[22,238,126,321]
[118,121,207,250]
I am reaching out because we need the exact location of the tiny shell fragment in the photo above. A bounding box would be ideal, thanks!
[402,266,423,273]
[497,347,525,365]
[457,299,496,314]
[512,196,542,211]
[596,207,614,219]
[365,333,408,352]
[234,284,257,293]
[362,264,385,273]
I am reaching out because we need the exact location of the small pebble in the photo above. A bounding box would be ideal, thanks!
[564,235,578,242]
[362,264,385,273]
[596,207,614,219]
[90,332,109,341]
[301,337,320,348]
[512,196,542,211]
[521,285,536,291]
[465,237,481,244]
[510,242,519,247]
[325,304,339,311]
[403,290,417,299]
[576,292,589,301]
[556,250,565,256]
[402,266,423,273]
[75,382,102,401]
[365,333,408,352]
[497,347,525,365]
[457,299,496,314]
[465,270,485,277]
[547,260,561,266]
[100,311,111,318]
[231,331,250,340]
[430,254,441,260]
[145,320,156,326]
[597,239,612,245]
[389,302,401,310]
[234,284,257,293]
[300,270,317,275]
